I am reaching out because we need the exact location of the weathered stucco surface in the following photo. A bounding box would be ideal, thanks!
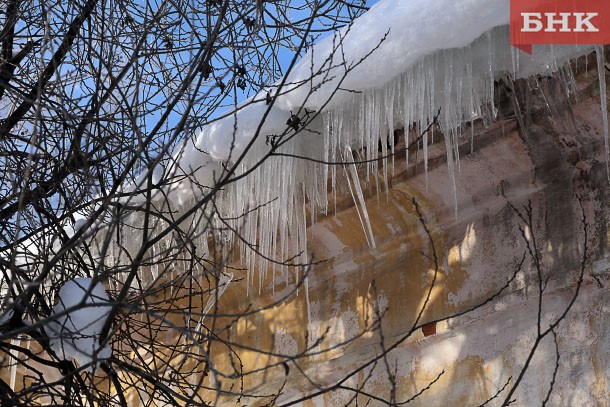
[2,54,609,407]
[210,53,610,405]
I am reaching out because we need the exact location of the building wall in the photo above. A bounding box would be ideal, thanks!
[215,54,610,406]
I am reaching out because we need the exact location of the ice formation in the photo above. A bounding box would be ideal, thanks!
[47,278,112,370]
[120,0,602,291]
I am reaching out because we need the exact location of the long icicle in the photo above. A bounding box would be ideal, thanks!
[596,46,609,180]
[343,147,376,249]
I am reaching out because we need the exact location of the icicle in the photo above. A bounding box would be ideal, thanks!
[424,125,429,190]
[470,120,475,155]
[305,276,311,345]
[563,64,577,102]
[202,272,233,319]
[150,242,158,282]
[127,25,598,298]
[511,43,519,77]
[596,46,610,180]
[487,31,496,122]
[9,338,19,390]
[342,147,376,249]
[385,81,396,181]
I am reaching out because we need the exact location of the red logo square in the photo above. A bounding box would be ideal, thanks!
[510,0,610,53]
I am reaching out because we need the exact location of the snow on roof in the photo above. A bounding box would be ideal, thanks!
[275,0,510,111]
[183,0,591,168]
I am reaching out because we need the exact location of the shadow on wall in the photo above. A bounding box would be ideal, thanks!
[224,57,610,405]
